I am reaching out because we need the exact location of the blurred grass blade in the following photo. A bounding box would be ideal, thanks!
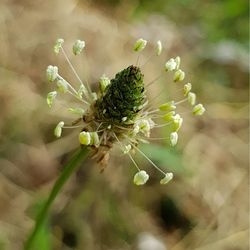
[24,147,89,250]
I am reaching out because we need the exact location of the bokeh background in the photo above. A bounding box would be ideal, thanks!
[0,0,249,249]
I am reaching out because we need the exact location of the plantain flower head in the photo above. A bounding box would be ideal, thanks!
[45,38,206,185]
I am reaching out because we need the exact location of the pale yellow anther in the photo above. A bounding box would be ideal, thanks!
[188,92,196,106]
[183,83,192,96]
[99,74,110,93]
[172,114,183,132]
[159,101,176,111]
[90,132,100,146]
[54,38,64,54]
[133,170,149,185]
[46,65,58,82]
[79,131,91,145]
[123,145,132,154]
[163,111,176,122]
[156,40,162,56]
[133,38,147,52]
[170,132,178,146]
[73,40,85,55]
[174,56,181,69]
[165,58,177,71]
[54,121,64,138]
[68,107,85,116]
[46,91,57,108]
[173,69,185,82]
[193,103,206,116]
[160,172,173,185]
[56,79,68,93]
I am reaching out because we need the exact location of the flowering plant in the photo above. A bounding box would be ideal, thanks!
[25,37,205,249]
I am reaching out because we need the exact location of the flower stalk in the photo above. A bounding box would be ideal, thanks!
[24,147,89,250]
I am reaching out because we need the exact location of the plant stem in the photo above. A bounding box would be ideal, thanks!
[24,147,89,250]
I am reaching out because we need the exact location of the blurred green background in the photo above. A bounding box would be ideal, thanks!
[0,0,248,249]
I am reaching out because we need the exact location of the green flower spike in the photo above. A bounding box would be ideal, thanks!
[95,65,145,123]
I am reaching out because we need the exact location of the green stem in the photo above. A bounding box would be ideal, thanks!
[24,147,89,250]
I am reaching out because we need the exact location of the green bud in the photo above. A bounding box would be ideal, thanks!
[99,74,110,93]
[54,121,64,138]
[183,82,192,96]
[188,92,196,106]
[170,132,178,146]
[160,172,173,185]
[68,107,85,116]
[193,103,206,116]
[56,79,68,93]
[159,101,176,111]
[156,40,162,56]
[47,91,57,108]
[46,65,58,82]
[165,58,177,71]
[174,69,185,82]
[73,40,85,55]
[133,38,147,52]
[163,111,176,122]
[54,38,64,54]
[79,131,91,145]
[133,170,149,185]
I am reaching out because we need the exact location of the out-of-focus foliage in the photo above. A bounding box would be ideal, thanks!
[0,0,248,249]
[93,0,248,47]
